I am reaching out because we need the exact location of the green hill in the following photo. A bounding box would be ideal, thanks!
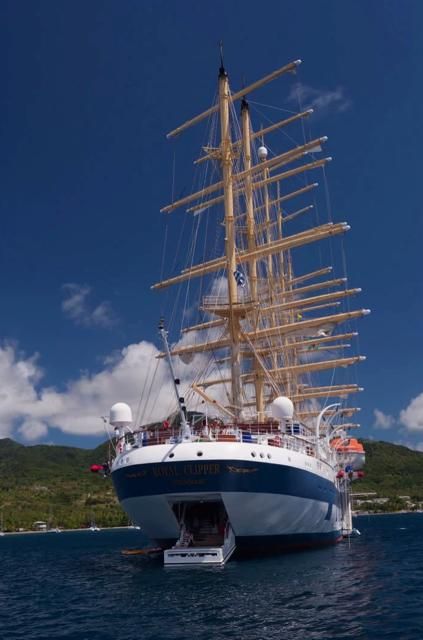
[0,438,125,531]
[0,437,422,531]
[355,439,423,499]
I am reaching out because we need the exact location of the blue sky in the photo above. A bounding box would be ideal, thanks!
[1,0,422,449]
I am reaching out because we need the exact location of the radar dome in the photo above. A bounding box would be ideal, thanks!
[258,145,268,161]
[109,402,133,427]
[270,396,294,421]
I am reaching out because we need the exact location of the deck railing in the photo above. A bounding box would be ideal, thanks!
[116,421,316,458]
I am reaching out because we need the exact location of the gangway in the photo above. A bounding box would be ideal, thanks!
[164,523,236,567]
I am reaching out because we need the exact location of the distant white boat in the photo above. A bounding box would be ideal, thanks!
[47,507,61,533]
[89,513,101,532]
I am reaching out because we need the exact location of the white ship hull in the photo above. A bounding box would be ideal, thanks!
[111,441,343,554]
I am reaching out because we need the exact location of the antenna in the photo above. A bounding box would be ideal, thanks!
[158,319,191,440]
[219,40,226,76]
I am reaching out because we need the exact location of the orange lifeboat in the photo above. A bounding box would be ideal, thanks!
[330,437,365,470]
[330,437,364,453]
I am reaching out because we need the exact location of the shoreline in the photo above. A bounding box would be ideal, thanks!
[354,510,423,517]
[0,525,140,537]
[2,512,422,536]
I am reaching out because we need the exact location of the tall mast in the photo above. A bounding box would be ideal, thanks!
[241,98,264,419]
[241,99,257,300]
[259,139,279,377]
[274,182,297,400]
[261,158,273,281]
[219,64,242,418]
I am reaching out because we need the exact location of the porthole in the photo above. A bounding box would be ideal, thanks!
[169,452,175,459]
[267,453,271,459]
[260,452,265,459]
[197,451,203,457]
[251,451,256,458]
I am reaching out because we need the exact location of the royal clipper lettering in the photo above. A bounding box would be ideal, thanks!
[152,465,180,477]
[150,463,221,478]
[183,463,220,475]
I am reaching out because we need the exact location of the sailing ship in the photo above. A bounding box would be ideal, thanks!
[107,56,368,565]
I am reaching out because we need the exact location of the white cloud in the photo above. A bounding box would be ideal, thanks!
[288,83,351,115]
[0,344,42,438]
[36,342,182,435]
[0,339,220,442]
[18,419,48,442]
[373,408,395,429]
[62,283,117,329]
[393,439,423,453]
[400,393,423,432]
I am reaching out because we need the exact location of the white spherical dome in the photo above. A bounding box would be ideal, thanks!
[270,396,294,421]
[109,402,133,426]
[258,145,268,160]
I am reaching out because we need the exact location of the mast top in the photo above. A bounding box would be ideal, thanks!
[219,41,227,77]
[166,58,302,139]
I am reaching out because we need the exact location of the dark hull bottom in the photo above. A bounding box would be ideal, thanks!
[234,532,343,557]
[155,531,342,558]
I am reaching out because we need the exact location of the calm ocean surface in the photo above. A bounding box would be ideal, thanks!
[1,513,422,640]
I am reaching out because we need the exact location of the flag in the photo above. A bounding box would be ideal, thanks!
[179,351,194,365]
[233,269,246,287]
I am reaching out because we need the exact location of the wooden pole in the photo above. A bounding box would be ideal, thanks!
[241,99,263,419]
[241,100,257,300]
[219,67,242,418]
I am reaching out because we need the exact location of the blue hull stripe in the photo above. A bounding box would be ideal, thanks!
[112,459,340,505]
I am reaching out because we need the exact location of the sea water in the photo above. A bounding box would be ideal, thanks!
[1,513,422,640]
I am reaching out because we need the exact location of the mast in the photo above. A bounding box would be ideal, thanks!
[274,175,295,399]
[219,64,242,418]
[241,98,264,419]
[241,99,257,300]
[258,137,279,380]
[274,183,295,398]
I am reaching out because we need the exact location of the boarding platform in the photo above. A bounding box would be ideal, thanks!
[164,522,236,567]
